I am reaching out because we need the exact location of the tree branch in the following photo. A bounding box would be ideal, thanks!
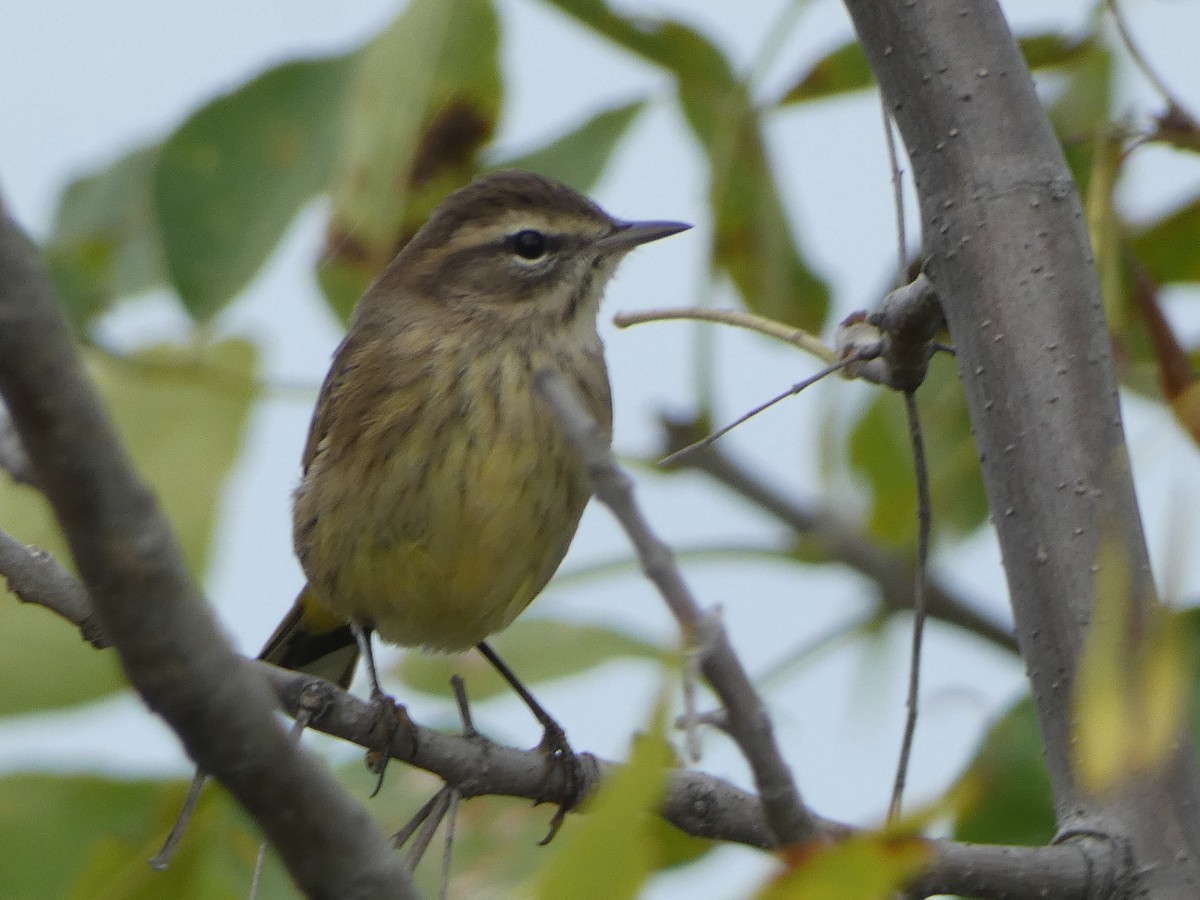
[7,525,1121,898]
[0,200,416,899]
[843,0,1200,895]
[656,414,1018,655]
[536,367,821,846]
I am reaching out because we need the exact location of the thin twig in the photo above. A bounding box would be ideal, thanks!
[880,94,908,288]
[439,789,461,900]
[405,788,452,871]
[0,528,108,647]
[614,307,837,363]
[1107,0,1199,129]
[888,391,932,821]
[535,368,817,846]
[660,353,874,467]
[449,675,477,738]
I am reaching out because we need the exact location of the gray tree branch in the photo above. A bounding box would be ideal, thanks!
[656,414,1018,655]
[843,0,1200,895]
[5,519,1117,898]
[0,200,417,900]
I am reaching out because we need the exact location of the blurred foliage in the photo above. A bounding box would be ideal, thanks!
[0,340,257,714]
[392,616,667,702]
[6,0,1200,896]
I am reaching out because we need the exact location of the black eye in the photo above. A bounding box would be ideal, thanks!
[510,229,547,260]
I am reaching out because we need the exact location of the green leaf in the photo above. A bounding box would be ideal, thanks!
[952,698,1055,845]
[777,32,1097,107]
[43,145,168,327]
[539,0,829,331]
[0,339,258,715]
[392,617,666,701]
[1019,32,1097,70]
[155,54,353,322]
[321,0,502,318]
[534,694,674,900]
[1131,192,1200,286]
[847,355,986,547]
[1044,30,1114,191]
[494,99,647,194]
[778,41,873,105]
[0,775,293,900]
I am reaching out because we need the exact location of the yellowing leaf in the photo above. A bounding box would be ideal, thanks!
[1085,133,1125,332]
[321,0,501,317]
[757,832,928,900]
[1074,539,1189,792]
[533,692,674,900]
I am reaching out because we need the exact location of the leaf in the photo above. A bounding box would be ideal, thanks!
[1074,538,1189,792]
[0,339,257,715]
[539,0,829,331]
[952,698,1055,845]
[777,40,873,105]
[1128,265,1200,443]
[777,32,1097,106]
[1085,132,1126,333]
[1044,31,1114,190]
[155,54,352,322]
[1130,192,1200,286]
[0,774,293,900]
[847,355,986,547]
[320,0,502,318]
[494,99,647,194]
[392,617,665,701]
[757,832,928,900]
[43,145,168,327]
[533,693,674,900]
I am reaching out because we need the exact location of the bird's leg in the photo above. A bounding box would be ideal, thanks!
[353,621,402,796]
[475,641,581,843]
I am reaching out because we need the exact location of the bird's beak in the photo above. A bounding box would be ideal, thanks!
[596,220,691,254]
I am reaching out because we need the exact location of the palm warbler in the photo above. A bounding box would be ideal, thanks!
[153,171,687,867]
[263,169,688,695]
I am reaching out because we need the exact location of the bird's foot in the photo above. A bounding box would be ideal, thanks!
[535,719,585,845]
[364,687,406,797]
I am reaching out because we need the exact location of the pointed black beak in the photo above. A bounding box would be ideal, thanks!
[596,219,692,254]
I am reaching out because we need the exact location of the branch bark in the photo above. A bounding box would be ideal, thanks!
[0,200,417,900]
[843,0,1200,895]
[6,520,1122,898]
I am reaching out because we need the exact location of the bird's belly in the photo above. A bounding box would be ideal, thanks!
[300,415,588,652]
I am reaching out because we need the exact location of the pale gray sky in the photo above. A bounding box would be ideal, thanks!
[3,2,1200,897]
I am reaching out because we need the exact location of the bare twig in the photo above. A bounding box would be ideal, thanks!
[655,417,1017,655]
[1107,0,1199,132]
[888,391,932,822]
[0,529,108,647]
[660,352,878,467]
[880,95,908,288]
[614,307,837,363]
[535,367,817,846]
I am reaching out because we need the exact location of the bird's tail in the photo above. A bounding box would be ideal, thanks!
[259,584,360,690]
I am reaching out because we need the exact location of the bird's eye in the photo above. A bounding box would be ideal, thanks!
[510,229,547,260]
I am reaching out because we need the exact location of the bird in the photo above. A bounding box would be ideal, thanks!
[153,169,688,865]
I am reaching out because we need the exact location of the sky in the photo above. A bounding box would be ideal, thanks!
[3,1,1200,897]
